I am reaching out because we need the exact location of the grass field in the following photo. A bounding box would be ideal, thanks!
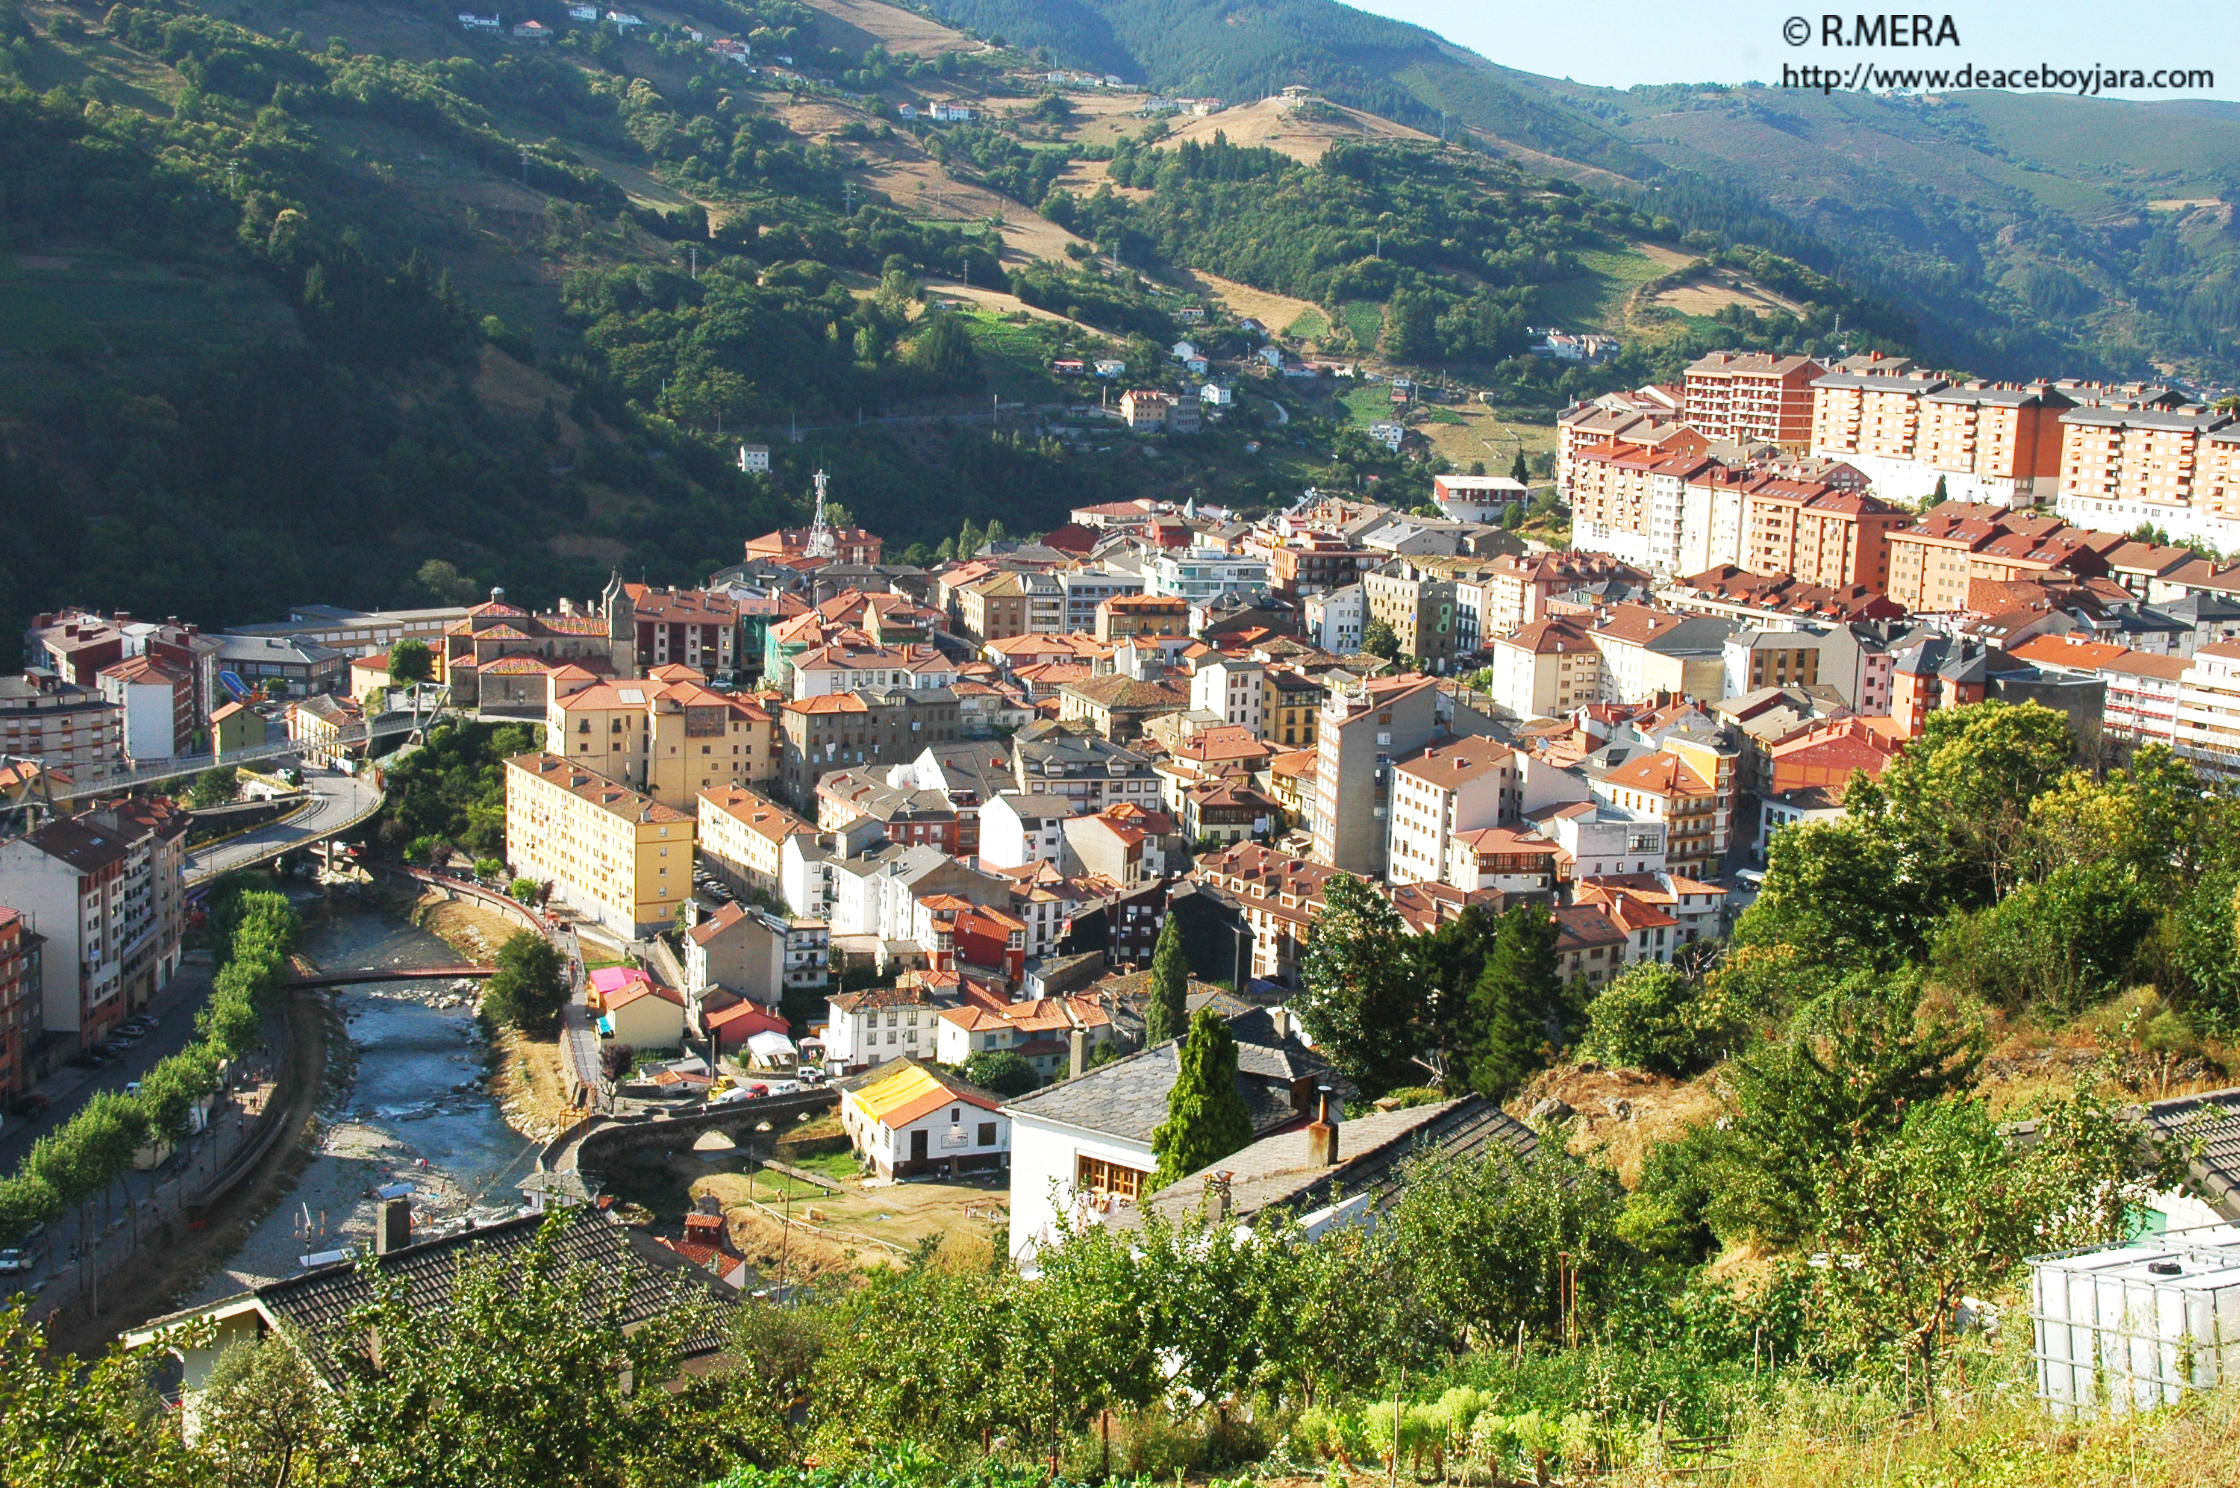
[1340,383,1392,425]
[1534,244,1668,331]
[1283,305,1331,340]
[956,309,1063,401]
[785,1149,864,1182]
[1340,299,1384,349]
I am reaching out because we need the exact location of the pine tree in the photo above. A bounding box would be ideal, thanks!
[1151,1009,1253,1188]
[1467,903,1559,1099]
[1510,448,1529,488]
[1145,913,1190,1045]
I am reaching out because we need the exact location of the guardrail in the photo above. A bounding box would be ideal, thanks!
[52,709,436,799]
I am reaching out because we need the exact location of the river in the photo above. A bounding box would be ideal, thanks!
[185,898,539,1303]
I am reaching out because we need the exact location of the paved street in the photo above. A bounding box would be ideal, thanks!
[0,959,217,1172]
[186,766,385,884]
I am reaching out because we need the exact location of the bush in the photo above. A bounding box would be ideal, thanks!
[1583,963,1697,1075]
[482,930,568,1035]
[509,877,539,904]
[474,857,503,879]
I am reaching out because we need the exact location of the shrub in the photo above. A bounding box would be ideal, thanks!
[1583,962,1697,1075]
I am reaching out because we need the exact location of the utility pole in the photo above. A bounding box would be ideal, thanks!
[519,146,530,189]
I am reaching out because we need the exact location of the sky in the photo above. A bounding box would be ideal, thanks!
[1344,1,2240,103]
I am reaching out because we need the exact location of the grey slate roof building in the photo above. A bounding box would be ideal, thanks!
[2138,1089,2240,1221]
[128,1207,733,1430]
[1120,1096,1540,1230]
[1004,1006,1341,1148]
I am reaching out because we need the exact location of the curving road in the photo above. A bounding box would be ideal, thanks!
[185,766,385,885]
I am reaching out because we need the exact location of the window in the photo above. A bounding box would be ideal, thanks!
[1077,1154,1146,1201]
[978,1121,998,1146]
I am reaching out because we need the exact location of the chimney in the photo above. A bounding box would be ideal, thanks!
[1068,1026,1087,1079]
[1206,1169,1234,1222]
[375,1197,411,1255]
[1305,1085,1339,1167]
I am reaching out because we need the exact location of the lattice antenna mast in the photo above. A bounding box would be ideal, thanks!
[806,468,837,560]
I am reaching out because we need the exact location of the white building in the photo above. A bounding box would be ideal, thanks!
[1431,474,1527,524]
[1003,1005,1337,1267]
[1143,547,1270,606]
[1529,800,1668,879]
[1304,583,1364,654]
[840,1059,1008,1178]
[0,802,187,1048]
[2173,640,2240,780]
[823,985,947,1071]
[1058,568,1146,632]
[1384,742,1520,886]
[1189,656,1265,736]
[979,793,1074,871]
[737,443,771,473]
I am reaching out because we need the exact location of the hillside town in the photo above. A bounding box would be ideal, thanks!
[12,337,2240,1466]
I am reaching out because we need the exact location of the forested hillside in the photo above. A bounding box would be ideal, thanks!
[926,0,2240,382]
[0,0,1926,646]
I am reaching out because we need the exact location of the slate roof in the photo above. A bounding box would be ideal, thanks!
[2139,1089,2240,1221]
[1003,1006,1339,1146]
[1122,1097,1539,1228]
[137,1207,727,1382]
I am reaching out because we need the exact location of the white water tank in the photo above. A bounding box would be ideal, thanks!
[2031,1224,2240,1417]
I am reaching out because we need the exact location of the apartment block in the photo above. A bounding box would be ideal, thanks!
[1682,351,1824,449]
[1740,480,1910,592]
[777,688,962,806]
[1056,568,1146,632]
[1310,676,1444,877]
[1488,616,1603,721]
[2056,403,2237,549]
[1361,560,1459,670]
[1556,398,1701,495]
[504,752,692,938]
[1385,743,1521,886]
[546,670,775,810]
[1589,749,1730,879]
[0,671,123,770]
[0,906,42,1105]
[0,800,187,1048]
[696,785,813,898]
[955,570,1064,643]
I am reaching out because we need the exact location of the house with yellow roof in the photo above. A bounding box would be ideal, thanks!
[838,1056,1009,1179]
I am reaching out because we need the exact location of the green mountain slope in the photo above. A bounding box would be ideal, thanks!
[0,0,1925,649]
[923,0,2240,381]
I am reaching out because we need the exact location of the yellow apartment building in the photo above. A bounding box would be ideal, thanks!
[505,752,692,938]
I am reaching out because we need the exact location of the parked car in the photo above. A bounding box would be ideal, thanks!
[0,1250,28,1275]
[66,1052,107,1071]
[5,1094,50,1119]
